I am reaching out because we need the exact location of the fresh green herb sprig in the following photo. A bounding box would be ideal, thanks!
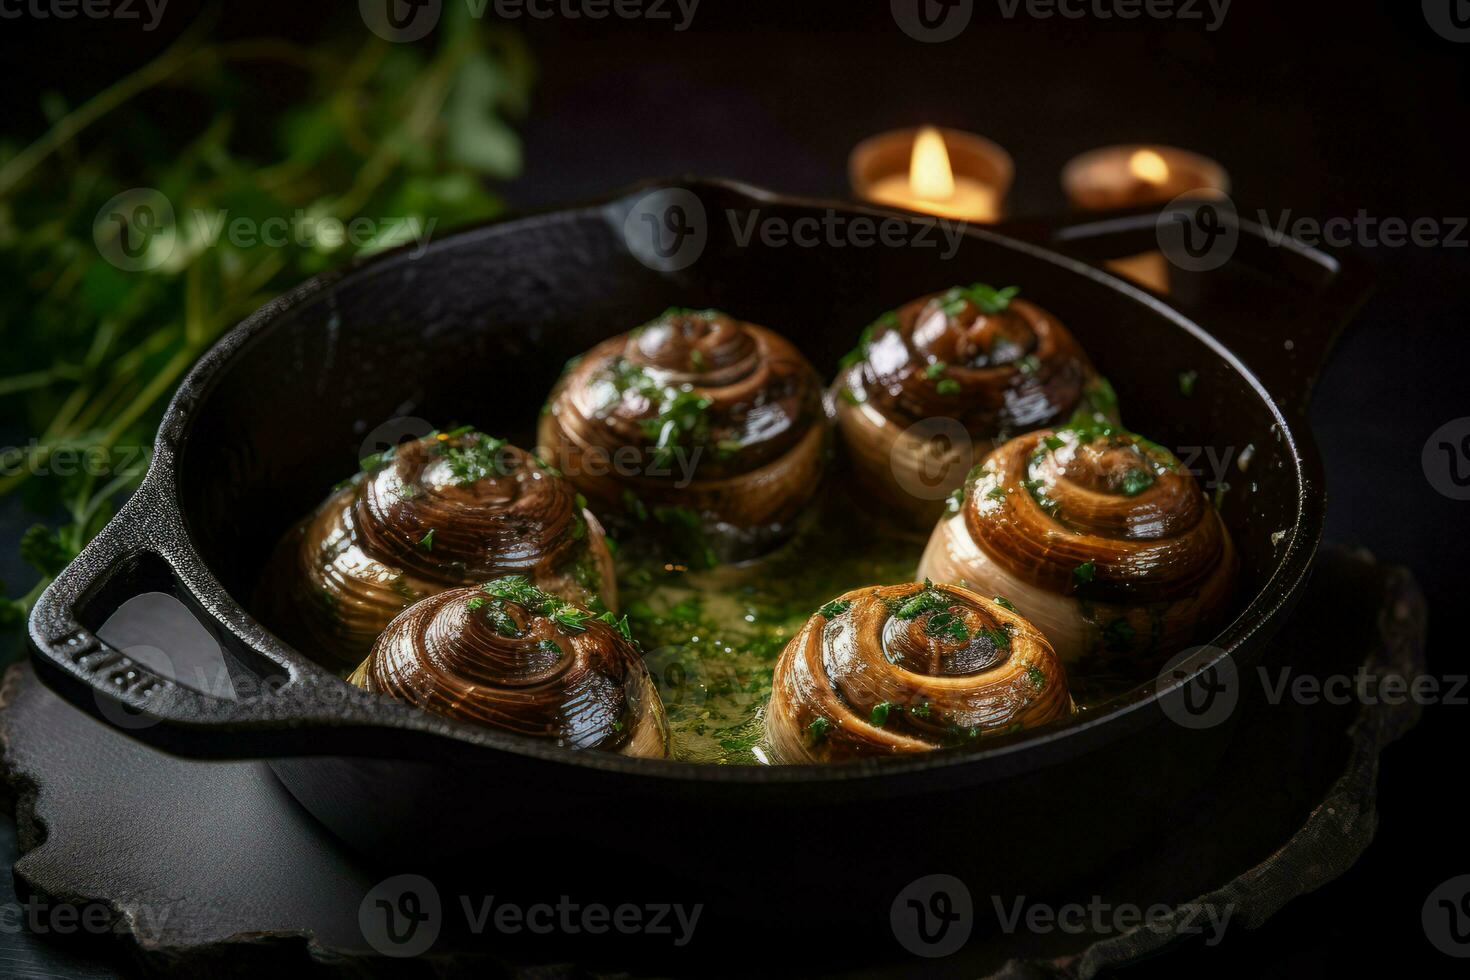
[0,10,534,639]
[481,576,598,635]
[939,283,1020,317]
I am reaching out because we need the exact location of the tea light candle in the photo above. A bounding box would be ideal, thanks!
[1061,144,1229,211]
[850,126,1013,222]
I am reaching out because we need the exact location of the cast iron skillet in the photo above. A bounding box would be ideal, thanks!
[27,179,1370,945]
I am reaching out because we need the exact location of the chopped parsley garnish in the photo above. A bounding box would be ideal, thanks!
[939,283,1020,317]
[1178,370,1199,397]
[985,485,1006,501]
[936,378,961,396]
[481,576,596,634]
[993,595,1018,612]
[359,450,390,472]
[911,702,931,719]
[418,529,435,551]
[1041,434,1066,452]
[443,434,510,484]
[925,360,948,379]
[1073,561,1096,586]
[805,717,831,745]
[597,610,635,642]
[923,611,970,643]
[818,599,852,619]
[466,596,486,611]
[839,311,897,369]
[977,626,1011,650]
[870,702,896,727]
[1017,354,1042,376]
[1119,469,1154,496]
[1026,665,1047,690]
[895,581,950,620]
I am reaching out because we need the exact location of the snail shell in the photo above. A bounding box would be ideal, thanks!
[261,431,615,673]
[765,581,1071,763]
[537,308,828,563]
[917,425,1237,665]
[834,286,1110,528]
[352,580,668,757]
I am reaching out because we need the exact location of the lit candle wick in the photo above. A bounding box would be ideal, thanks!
[910,126,956,202]
[1128,148,1170,186]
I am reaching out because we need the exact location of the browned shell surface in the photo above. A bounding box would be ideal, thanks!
[261,433,614,673]
[833,289,1104,526]
[537,309,827,536]
[765,582,1070,763]
[354,586,668,757]
[964,428,1231,603]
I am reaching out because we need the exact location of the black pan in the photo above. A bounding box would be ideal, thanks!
[27,179,1371,952]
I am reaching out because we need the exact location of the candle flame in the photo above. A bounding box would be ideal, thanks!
[910,126,955,201]
[1128,148,1170,185]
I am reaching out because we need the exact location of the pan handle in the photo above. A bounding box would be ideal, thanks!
[26,484,355,756]
[1003,203,1375,417]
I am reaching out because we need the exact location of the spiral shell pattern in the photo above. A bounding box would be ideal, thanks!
[537,308,827,559]
[918,425,1237,663]
[262,431,615,673]
[834,286,1108,527]
[765,582,1070,763]
[353,585,668,756]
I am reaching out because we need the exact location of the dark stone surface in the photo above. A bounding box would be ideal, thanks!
[0,546,1426,977]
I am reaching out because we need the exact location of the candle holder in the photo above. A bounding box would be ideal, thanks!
[1061,144,1230,294]
[1061,143,1229,212]
[849,126,1014,222]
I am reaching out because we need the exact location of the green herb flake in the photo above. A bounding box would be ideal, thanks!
[805,716,831,745]
[993,595,1017,612]
[418,529,435,551]
[1119,469,1154,496]
[1026,666,1047,690]
[1178,370,1199,397]
[818,599,852,619]
[895,582,949,620]
[925,360,948,379]
[870,702,896,727]
[936,378,961,396]
[1073,561,1096,586]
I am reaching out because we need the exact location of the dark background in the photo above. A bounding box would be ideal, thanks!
[2,0,1466,975]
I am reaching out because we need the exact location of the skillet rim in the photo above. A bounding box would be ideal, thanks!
[99,177,1326,782]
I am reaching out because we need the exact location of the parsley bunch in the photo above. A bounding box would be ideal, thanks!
[0,9,533,643]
